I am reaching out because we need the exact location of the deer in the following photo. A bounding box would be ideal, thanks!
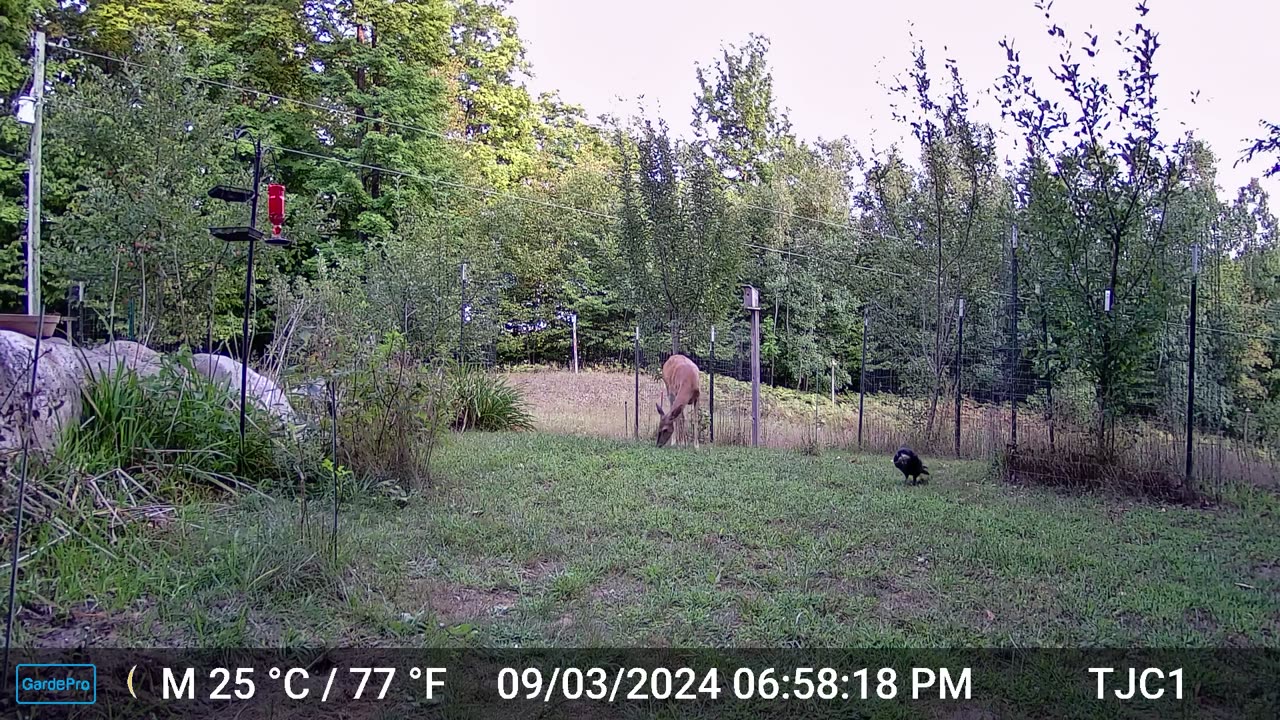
[655,354,701,449]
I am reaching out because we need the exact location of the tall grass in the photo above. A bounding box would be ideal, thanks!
[60,353,288,496]
[449,363,535,432]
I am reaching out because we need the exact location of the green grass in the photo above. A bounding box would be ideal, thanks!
[20,432,1280,651]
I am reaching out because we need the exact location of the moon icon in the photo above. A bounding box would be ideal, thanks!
[127,665,138,698]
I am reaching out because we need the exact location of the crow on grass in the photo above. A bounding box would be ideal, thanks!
[893,446,930,485]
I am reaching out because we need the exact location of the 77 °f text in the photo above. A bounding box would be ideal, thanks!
[1089,668,1183,700]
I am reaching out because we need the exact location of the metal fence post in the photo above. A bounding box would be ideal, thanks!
[956,298,965,457]
[709,325,716,444]
[1186,245,1200,497]
[745,287,761,447]
[858,305,868,448]
[633,325,640,440]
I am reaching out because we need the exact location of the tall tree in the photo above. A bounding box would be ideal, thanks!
[617,117,743,350]
[691,33,790,186]
[860,43,1007,437]
[998,0,1191,451]
[447,0,539,189]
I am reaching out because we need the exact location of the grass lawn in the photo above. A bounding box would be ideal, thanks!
[22,432,1280,650]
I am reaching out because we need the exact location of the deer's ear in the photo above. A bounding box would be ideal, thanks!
[655,403,665,418]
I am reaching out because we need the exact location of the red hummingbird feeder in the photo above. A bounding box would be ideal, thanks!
[266,184,289,246]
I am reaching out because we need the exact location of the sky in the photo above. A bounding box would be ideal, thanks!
[509,0,1280,201]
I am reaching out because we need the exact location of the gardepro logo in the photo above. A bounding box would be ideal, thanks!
[15,663,97,705]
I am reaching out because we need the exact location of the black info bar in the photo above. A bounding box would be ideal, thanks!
[2,648,1277,718]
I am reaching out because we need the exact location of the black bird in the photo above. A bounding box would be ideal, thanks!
[893,446,930,485]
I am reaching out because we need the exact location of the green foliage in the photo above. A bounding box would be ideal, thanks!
[447,362,534,431]
[616,117,744,342]
[61,354,286,494]
[41,31,326,345]
[322,336,453,491]
[0,0,40,309]
[691,33,790,184]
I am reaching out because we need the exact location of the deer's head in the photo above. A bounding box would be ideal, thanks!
[655,402,680,447]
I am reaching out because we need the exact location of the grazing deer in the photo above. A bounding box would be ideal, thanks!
[655,354,701,449]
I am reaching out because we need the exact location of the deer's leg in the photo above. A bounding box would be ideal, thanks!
[667,391,677,444]
[693,401,700,450]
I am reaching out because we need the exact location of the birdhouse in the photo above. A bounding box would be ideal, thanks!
[743,285,760,311]
[958,298,965,319]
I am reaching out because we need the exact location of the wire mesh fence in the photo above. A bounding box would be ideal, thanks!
[45,254,1280,502]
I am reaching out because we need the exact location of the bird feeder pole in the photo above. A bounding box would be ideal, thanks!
[237,138,263,457]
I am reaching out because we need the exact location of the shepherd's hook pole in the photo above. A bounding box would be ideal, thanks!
[238,137,262,471]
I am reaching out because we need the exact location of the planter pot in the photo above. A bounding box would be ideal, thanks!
[0,313,62,339]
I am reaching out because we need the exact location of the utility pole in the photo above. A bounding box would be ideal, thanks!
[22,31,45,316]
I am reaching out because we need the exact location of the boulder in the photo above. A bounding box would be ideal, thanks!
[190,353,298,426]
[79,340,165,379]
[0,332,299,455]
[0,330,86,453]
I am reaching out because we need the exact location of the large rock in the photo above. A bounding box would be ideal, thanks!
[84,340,164,378]
[0,331,298,454]
[0,330,86,453]
[190,353,298,426]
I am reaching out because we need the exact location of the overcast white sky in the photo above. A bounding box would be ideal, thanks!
[510,0,1280,201]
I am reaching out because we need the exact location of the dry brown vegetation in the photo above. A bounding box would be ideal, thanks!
[505,367,1280,493]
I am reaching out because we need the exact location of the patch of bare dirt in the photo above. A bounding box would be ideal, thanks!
[22,598,155,647]
[518,559,566,583]
[870,575,930,617]
[1183,608,1221,635]
[590,574,644,603]
[1254,562,1280,582]
[425,583,519,624]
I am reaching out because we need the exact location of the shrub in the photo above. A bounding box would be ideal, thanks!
[298,336,452,492]
[447,363,535,432]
